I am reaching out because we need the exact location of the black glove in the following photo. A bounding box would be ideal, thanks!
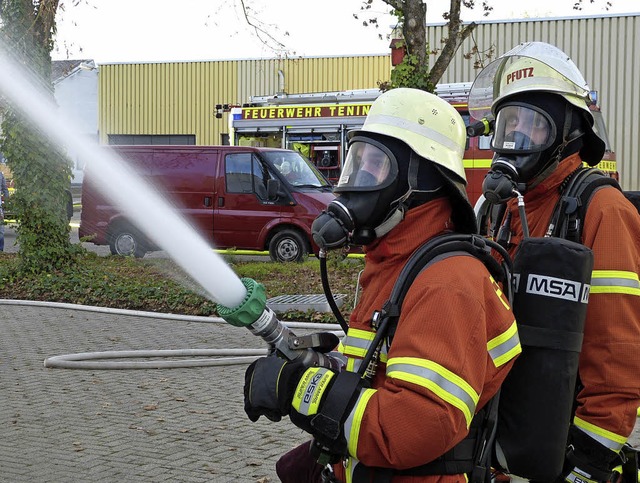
[243,356,309,422]
[561,425,621,483]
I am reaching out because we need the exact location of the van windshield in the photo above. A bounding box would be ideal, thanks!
[263,151,331,188]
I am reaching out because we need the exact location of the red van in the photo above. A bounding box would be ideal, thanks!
[79,145,335,262]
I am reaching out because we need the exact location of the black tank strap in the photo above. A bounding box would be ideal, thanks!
[548,167,621,243]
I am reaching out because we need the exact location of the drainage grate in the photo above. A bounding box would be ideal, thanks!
[266,294,346,313]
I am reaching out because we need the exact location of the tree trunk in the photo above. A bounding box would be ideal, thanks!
[429,0,477,85]
[1,0,75,273]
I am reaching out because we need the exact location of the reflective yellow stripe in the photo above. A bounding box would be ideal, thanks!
[345,456,359,483]
[291,367,335,416]
[341,328,388,363]
[590,270,640,296]
[345,388,376,457]
[463,159,493,169]
[574,416,626,452]
[387,357,478,426]
[487,320,522,367]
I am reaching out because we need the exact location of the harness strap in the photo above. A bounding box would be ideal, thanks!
[548,168,621,243]
[352,407,492,482]
[517,324,584,352]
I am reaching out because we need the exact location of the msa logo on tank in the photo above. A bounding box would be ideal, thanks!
[513,273,590,303]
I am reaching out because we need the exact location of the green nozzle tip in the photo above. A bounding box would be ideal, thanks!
[216,278,267,327]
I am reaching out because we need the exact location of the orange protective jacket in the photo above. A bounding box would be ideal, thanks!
[332,199,521,483]
[498,153,640,454]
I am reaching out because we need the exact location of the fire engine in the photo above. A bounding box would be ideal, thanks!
[229,83,617,205]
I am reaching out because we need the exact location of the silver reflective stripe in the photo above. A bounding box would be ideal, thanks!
[590,270,640,295]
[342,330,388,361]
[487,321,521,367]
[488,335,520,367]
[387,358,477,424]
[343,388,376,459]
[574,417,626,452]
[365,114,465,158]
[591,277,640,288]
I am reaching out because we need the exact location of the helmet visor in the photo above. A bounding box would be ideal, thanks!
[492,105,555,153]
[468,41,591,122]
[336,138,398,191]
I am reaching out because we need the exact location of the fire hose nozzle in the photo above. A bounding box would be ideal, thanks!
[217,278,339,365]
[216,277,266,328]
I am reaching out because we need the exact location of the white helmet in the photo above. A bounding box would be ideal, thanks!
[350,87,467,182]
[468,42,604,165]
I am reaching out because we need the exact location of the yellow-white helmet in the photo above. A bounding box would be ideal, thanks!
[350,87,467,183]
[345,87,476,233]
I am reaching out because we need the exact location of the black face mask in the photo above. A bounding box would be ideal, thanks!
[483,95,579,202]
[312,181,401,248]
[312,135,407,249]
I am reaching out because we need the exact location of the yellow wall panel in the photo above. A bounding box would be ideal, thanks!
[99,55,390,148]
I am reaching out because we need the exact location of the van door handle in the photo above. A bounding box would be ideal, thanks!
[204,196,212,207]
[218,197,224,207]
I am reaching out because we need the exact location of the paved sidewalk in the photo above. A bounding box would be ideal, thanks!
[0,304,311,482]
[1,303,638,482]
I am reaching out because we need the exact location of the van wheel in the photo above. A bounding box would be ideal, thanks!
[269,230,308,263]
[109,226,147,258]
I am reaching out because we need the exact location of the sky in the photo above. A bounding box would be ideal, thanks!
[52,0,639,64]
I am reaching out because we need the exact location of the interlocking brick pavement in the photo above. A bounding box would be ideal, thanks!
[0,304,311,482]
[1,303,638,482]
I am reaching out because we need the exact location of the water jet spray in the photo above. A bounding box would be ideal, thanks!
[0,47,337,366]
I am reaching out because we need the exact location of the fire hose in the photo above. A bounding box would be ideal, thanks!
[1,290,344,370]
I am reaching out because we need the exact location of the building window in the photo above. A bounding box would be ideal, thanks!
[107,134,196,145]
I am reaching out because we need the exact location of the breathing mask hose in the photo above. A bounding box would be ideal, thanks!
[514,190,530,238]
[216,278,339,366]
[318,249,349,333]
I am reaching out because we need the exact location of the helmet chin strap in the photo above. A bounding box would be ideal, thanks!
[373,151,443,239]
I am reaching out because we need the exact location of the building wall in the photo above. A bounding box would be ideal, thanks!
[54,63,99,185]
[98,14,639,190]
[427,13,640,190]
[99,55,391,147]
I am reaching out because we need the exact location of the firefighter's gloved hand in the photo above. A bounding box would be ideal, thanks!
[244,356,309,422]
[561,426,620,483]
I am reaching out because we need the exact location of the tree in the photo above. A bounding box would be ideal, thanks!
[365,0,613,92]
[0,0,77,273]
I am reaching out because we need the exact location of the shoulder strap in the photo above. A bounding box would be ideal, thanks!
[548,167,621,243]
[357,233,513,379]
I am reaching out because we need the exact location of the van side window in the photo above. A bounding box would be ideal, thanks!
[225,153,270,200]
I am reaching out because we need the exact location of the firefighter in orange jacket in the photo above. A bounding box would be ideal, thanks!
[243,88,522,482]
[469,42,640,481]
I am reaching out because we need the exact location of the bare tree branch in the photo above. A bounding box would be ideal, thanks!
[237,0,288,54]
